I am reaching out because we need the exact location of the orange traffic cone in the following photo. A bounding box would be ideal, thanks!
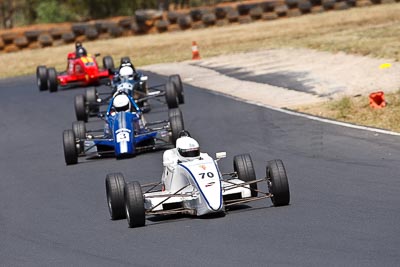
[369,91,386,109]
[192,41,201,60]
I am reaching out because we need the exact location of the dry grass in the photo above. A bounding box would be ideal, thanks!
[295,92,400,132]
[2,4,400,79]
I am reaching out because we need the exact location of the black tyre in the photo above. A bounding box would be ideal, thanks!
[169,109,184,146]
[75,94,88,122]
[72,121,86,154]
[36,65,48,91]
[234,154,258,197]
[106,173,126,220]
[103,55,114,71]
[85,87,99,114]
[47,67,58,93]
[168,107,183,119]
[63,129,78,165]
[124,181,145,228]
[267,160,290,206]
[169,75,184,104]
[165,80,178,109]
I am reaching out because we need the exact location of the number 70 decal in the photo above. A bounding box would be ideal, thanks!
[199,172,214,179]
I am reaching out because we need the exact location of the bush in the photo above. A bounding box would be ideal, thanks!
[36,0,75,23]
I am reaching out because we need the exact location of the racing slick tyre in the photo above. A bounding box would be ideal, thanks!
[72,121,86,154]
[168,108,184,146]
[169,75,184,104]
[36,65,48,91]
[47,67,58,93]
[165,80,179,109]
[103,56,115,71]
[168,107,183,119]
[267,159,290,206]
[124,181,145,228]
[75,94,88,122]
[63,129,78,165]
[85,87,99,114]
[234,154,258,197]
[106,173,126,220]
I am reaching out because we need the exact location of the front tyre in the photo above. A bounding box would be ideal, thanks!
[165,80,178,109]
[169,75,184,104]
[106,173,126,220]
[124,181,145,228]
[47,67,58,93]
[234,154,258,197]
[85,87,99,114]
[75,94,88,122]
[168,108,184,146]
[103,56,115,71]
[36,66,48,91]
[63,129,78,165]
[267,159,290,206]
[72,121,86,154]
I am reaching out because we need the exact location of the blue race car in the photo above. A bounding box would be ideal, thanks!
[74,57,184,122]
[62,87,184,165]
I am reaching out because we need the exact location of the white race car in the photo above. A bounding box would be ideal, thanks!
[105,132,290,228]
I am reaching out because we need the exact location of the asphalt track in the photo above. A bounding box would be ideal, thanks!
[1,73,400,266]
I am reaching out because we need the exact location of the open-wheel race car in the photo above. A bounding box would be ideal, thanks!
[36,43,114,93]
[62,89,184,165]
[73,59,184,122]
[105,132,290,228]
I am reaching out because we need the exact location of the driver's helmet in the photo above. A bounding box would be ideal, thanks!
[113,94,131,112]
[176,135,200,161]
[117,82,133,94]
[120,57,131,65]
[75,42,87,56]
[119,66,134,80]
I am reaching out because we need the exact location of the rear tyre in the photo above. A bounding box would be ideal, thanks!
[267,159,290,206]
[169,74,184,104]
[124,181,145,228]
[234,154,258,197]
[36,66,48,91]
[85,87,99,114]
[165,80,178,109]
[47,67,58,93]
[169,108,184,146]
[103,56,115,71]
[75,94,88,122]
[63,129,78,165]
[72,121,86,154]
[106,173,126,220]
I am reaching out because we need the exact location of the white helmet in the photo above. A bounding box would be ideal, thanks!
[113,94,130,112]
[176,136,200,161]
[119,66,134,78]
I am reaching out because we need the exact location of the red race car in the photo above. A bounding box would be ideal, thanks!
[36,44,115,93]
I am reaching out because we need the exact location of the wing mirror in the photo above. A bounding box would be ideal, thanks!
[140,76,148,81]
[215,152,226,160]
[95,53,101,57]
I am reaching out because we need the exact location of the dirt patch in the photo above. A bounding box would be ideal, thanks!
[143,47,400,108]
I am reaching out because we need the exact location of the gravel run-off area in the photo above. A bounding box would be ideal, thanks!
[143,48,400,109]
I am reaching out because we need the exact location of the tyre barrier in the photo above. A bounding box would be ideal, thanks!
[155,20,170,32]
[38,33,53,47]
[0,0,394,53]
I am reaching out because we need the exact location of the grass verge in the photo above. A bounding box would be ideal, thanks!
[295,92,400,132]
